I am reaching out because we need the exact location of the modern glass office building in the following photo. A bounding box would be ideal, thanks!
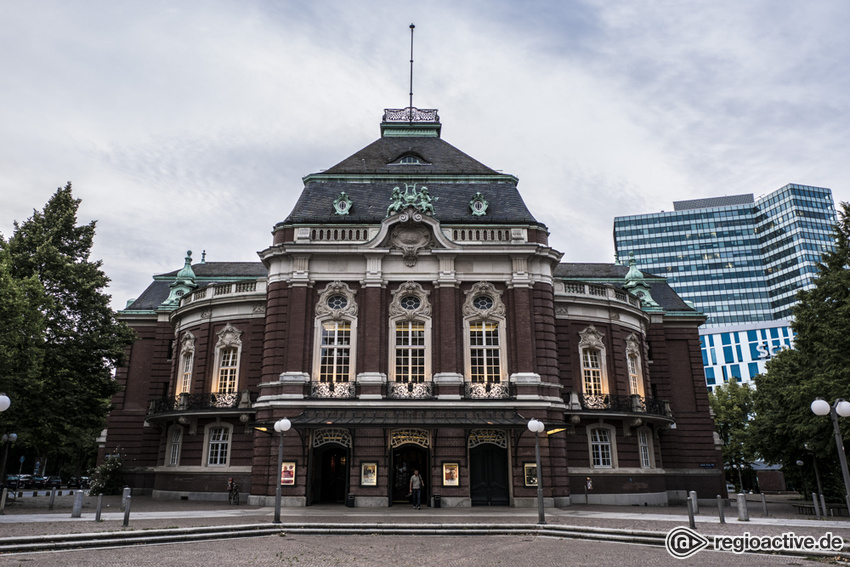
[614,184,837,390]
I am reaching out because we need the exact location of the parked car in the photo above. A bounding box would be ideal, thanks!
[2,474,20,491]
[726,483,737,494]
[44,476,62,489]
[30,476,47,489]
[67,476,90,489]
[18,474,32,488]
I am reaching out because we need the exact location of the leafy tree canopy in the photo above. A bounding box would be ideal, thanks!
[0,183,135,474]
[750,201,850,498]
[708,379,755,467]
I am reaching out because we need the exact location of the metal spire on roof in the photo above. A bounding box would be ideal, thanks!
[408,23,415,121]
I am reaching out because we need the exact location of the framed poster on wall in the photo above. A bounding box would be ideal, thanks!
[524,462,538,487]
[281,462,296,486]
[442,462,459,486]
[361,462,378,486]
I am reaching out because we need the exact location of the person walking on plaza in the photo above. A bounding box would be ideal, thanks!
[409,469,424,509]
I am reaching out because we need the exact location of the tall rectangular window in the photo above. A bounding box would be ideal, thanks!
[395,321,425,382]
[169,428,182,466]
[178,353,193,394]
[591,428,612,468]
[319,321,351,383]
[628,355,640,395]
[638,430,651,468]
[217,348,238,394]
[582,349,604,395]
[207,427,230,466]
[469,322,501,382]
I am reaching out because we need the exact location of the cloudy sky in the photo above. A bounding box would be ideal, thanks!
[2,1,848,309]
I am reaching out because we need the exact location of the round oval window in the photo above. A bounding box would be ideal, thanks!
[400,296,421,310]
[473,295,494,310]
[327,295,348,310]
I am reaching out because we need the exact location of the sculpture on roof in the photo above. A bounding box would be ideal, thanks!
[386,183,438,218]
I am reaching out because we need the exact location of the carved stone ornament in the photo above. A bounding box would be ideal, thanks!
[386,183,438,218]
[389,281,432,321]
[468,192,488,216]
[390,222,432,267]
[179,331,196,356]
[315,281,358,320]
[333,192,352,216]
[578,325,605,350]
[462,282,506,320]
[215,323,243,349]
[468,429,507,449]
[625,333,641,358]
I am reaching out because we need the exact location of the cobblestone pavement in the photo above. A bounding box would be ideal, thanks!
[0,534,828,567]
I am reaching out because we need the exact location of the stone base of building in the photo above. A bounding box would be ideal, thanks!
[569,491,669,506]
[432,496,471,508]
[513,497,556,508]
[248,495,307,507]
[354,496,388,507]
[152,489,236,502]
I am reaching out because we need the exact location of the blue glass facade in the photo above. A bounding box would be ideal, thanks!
[613,184,836,327]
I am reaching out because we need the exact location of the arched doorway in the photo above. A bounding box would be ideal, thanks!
[389,429,430,506]
[468,429,510,506]
[309,429,352,505]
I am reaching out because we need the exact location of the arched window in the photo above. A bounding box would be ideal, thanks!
[578,326,609,398]
[389,282,431,383]
[462,283,507,384]
[626,333,645,397]
[587,424,618,469]
[177,331,195,395]
[213,324,242,395]
[313,281,358,383]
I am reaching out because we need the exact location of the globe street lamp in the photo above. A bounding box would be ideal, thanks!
[527,418,546,525]
[273,418,291,524]
[0,394,13,487]
[810,398,850,513]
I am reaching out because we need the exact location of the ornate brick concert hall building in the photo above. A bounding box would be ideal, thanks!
[106,107,723,507]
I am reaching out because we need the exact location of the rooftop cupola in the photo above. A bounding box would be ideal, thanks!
[380,107,441,138]
[623,252,660,309]
[162,250,199,307]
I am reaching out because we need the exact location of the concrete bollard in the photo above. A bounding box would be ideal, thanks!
[737,493,749,521]
[716,495,725,524]
[820,494,828,517]
[0,488,7,514]
[812,493,822,520]
[689,490,699,514]
[686,496,696,529]
[761,493,768,517]
[122,495,131,527]
[71,490,84,518]
[49,488,57,510]
[121,487,131,512]
[95,494,104,522]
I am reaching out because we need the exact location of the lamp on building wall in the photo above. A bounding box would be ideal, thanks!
[273,417,291,524]
[810,398,850,513]
[527,418,546,525]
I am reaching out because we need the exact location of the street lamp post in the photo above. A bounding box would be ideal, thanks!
[810,398,850,513]
[733,463,744,491]
[0,394,13,485]
[527,418,546,525]
[273,418,291,524]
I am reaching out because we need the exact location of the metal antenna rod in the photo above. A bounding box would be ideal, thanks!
[409,23,415,121]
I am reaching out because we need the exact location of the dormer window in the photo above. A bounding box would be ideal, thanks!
[389,154,430,166]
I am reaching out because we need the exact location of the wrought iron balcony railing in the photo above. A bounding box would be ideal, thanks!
[388,381,434,400]
[576,393,670,416]
[465,382,510,400]
[149,391,255,415]
[310,381,356,399]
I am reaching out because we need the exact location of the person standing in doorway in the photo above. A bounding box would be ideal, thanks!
[409,469,423,509]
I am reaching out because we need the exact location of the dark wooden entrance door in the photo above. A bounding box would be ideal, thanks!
[391,445,428,504]
[312,446,348,504]
[469,444,509,506]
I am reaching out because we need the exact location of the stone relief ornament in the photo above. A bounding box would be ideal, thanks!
[462,282,506,319]
[468,192,488,216]
[333,192,352,216]
[578,325,605,350]
[216,323,243,349]
[315,281,358,320]
[390,223,432,267]
[389,281,432,321]
[386,183,438,217]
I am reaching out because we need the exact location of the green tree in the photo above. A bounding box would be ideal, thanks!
[0,183,135,476]
[750,201,850,499]
[709,379,756,477]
